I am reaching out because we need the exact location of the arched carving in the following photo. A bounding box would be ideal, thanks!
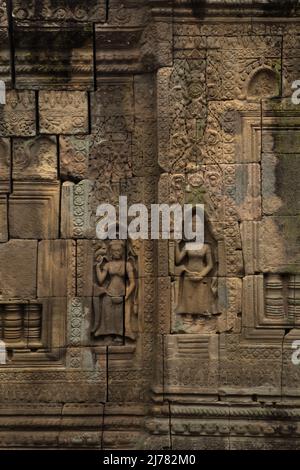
[247,68,280,99]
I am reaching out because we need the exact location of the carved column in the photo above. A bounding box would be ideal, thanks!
[265,274,284,318]
[3,304,23,342]
[24,304,42,347]
[288,275,300,322]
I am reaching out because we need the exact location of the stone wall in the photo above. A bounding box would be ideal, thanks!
[0,0,300,450]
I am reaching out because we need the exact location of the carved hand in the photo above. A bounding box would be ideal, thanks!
[184,269,204,281]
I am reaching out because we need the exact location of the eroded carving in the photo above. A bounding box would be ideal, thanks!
[174,237,218,334]
[92,239,138,344]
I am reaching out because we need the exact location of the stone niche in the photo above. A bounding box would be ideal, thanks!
[1,0,300,452]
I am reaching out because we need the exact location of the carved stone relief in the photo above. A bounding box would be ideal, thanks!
[0,90,36,136]
[0,28,10,87]
[92,239,139,344]
[12,136,57,180]
[0,298,66,364]
[0,302,42,347]
[14,22,94,90]
[39,91,89,134]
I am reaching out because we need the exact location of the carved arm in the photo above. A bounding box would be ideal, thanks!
[96,262,108,286]
[175,241,187,265]
[125,262,136,300]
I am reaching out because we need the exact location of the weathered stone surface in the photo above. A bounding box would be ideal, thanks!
[259,216,300,273]
[61,180,93,239]
[14,22,94,89]
[95,4,172,76]
[217,277,242,333]
[107,367,150,403]
[0,90,36,136]
[241,216,300,275]
[9,181,60,239]
[0,240,37,298]
[240,221,260,275]
[171,436,229,451]
[0,28,11,86]
[39,91,88,134]
[60,135,89,180]
[157,276,171,335]
[229,437,300,451]
[0,1,7,27]
[106,0,149,27]
[262,149,300,216]
[207,35,281,101]
[90,81,134,184]
[233,164,261,221]
[12,136,57,180]
[164,334,219,395]
[132,74,158,177]
[37,240,75,298]
[12,0,105,22]
[103,404,146,450]
[0,369,106,403]
[0,136,10,183]
[0,195,7,242]
[67,297,92,348]
[283,34,300,98]
[219,332,283,397]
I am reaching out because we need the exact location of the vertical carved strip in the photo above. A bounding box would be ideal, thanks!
[68,298,84,347]
[73,180,93,238]
[24,304,42,346]
[288,275,300,322]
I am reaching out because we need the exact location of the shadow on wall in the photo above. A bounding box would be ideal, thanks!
[190,0,208,20]
[187,0,299,18]
[260,0,299,16]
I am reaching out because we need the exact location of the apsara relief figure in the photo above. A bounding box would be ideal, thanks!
[92,240,138,344]
[174,217,218,333]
